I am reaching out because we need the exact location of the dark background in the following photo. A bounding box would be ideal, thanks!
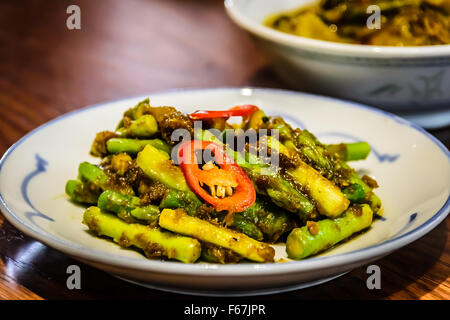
[0,0,448,300]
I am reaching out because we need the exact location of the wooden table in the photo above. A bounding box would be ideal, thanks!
[0,0,448,300]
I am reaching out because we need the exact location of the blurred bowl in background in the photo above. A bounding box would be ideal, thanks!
[225,0,450,117]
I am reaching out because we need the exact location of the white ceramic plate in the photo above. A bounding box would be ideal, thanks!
[1,88,449,296]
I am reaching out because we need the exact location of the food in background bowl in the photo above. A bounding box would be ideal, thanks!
[225,0,450,115]
[65,98,382,264]
[265,0,450,46]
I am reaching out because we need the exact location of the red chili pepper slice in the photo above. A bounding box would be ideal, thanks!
[177,140,256,214]
[189,104,259,120]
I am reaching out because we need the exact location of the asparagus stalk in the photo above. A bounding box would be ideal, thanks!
[136,144,190,192]
[285,161,350,218]
[346,169,382,214]
[65,179,100,204]
[228,214,264,241]
[342,183,366,203]
[277,127,381,215]
[159,188,202,216]
[327,142,371,162]
[294,130,381,213]
[97,190,160,224]
[293,129,334,171]
[239,197,296,243]
[78,161,134,195]
[106,138,170,155]
[265,133,349,217]
[197,129,316,220]
[78,161,108,187]
[286,204,373,260]
[83,206,201,263]
[117,114,159,138]
[244,109,268,131]
[136,144,205,217]
[200,242,243,264]
[159,209,275,263]
[244,167,315,220]
[121,98,152,122]
[66,162,111,204]
[134,187,263,240]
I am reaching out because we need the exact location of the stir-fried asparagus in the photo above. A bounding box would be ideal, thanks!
[239,197,296,243]
[266,122,381,215]
[83,206,202,263]
[136,144,204,217]
[286,204,373,260]
[97,189,265,242]
[78,161,108,188]
[159,209,275,263]
[65,179,100,204]
[106,138,170,155]
[227,214,264,241]
[136,144,190,191]
[158,188,201,215]
[67,98,381,264]
[285,161,350,218]
[66,161,108,204]
[97,190,160,224]
[66,161,135,204]
[254,132,350,218]
[341,183,366,203]
[197,129,316,220]
[120,98,194,145]
[78,161,135,195]
[200,242,243,264]
[327,142,371,162]
[117,114,159,138]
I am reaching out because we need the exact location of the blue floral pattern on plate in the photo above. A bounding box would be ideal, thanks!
[22,154,54,224]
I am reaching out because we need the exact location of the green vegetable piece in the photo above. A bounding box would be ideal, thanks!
[342,161,382,214]
[78,161,134,195]
[327,142,371,161]
[136,144,190,191]
[159,209,275,263]
[159,188,264,241]
[245,109,268,130]
[122,98,152,122]
[294,129,335,171]
[118,114,159,138]
[263,173,315,219]
[106,138,170,155]
[159,189,202,216]
[272,129,375,216]
[197,129,316,219]
[286,204,373,260]
[65,179,100,204]
[342,183,366,203]
[240,197,295,243]
[256,134,346,218]
[129,206,160,222]
[286,161,350,218]
[230,214,264,241]
[293,129,381,215]
[97,190,160,224]
[83,206,201,263]
[200,242,243,264]
[78,162,107,187]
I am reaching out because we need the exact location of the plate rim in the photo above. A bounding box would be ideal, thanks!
[1,87,449,276]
